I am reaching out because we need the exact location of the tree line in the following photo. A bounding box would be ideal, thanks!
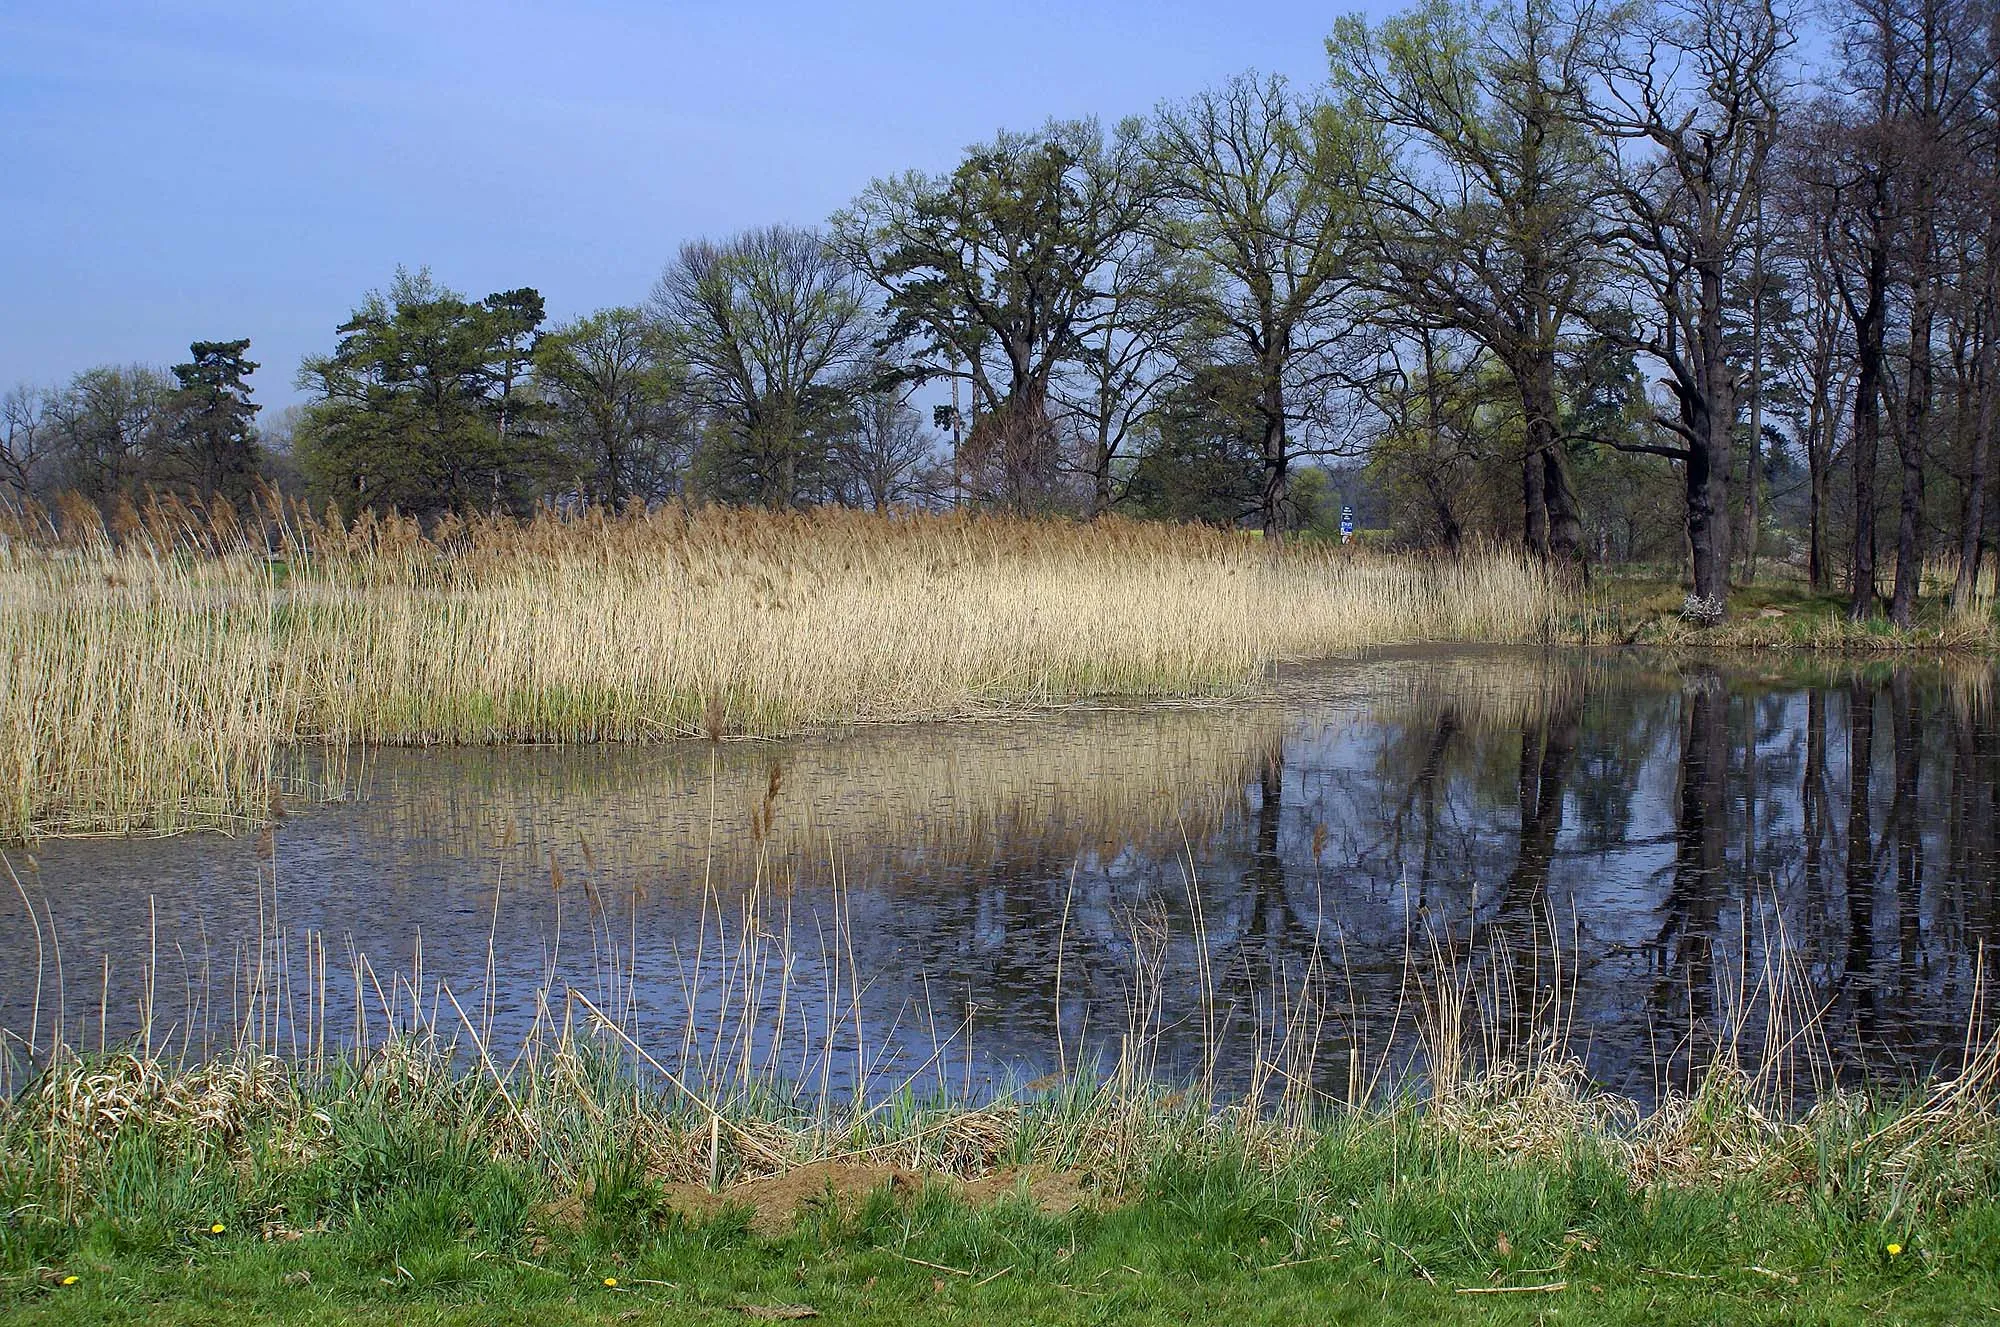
[6,0,1995,621]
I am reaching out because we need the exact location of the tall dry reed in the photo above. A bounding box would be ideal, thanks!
[0,497,1574,839]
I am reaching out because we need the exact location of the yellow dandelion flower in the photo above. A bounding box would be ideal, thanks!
[603,1277,619,1288]
[60,1276,79,1287]
[1887,1243,1903,1257]
[210,1223,226,1234]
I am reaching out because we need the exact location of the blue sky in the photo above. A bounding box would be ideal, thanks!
[0,1,1374,406]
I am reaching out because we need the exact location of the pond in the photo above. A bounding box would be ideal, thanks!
[4,646,1996,1106]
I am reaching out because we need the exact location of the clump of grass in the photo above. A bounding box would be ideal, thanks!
[0,495,1574,840]
[7,877,1998,1236]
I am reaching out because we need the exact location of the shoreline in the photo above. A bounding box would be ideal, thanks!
[5,1041,1995,1323]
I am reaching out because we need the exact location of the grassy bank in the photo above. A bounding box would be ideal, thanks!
[0,501,1571,840]
[1588,569,2000,649]
[5,1043,2000,1324]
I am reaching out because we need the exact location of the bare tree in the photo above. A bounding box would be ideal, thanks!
[0,385,57,502]
[1950,154,2000,614]
[47,365,175,505]
[1771,117,1857,591]
[1151,73,1374,539]
[1795,91,1894,617]
[1358,329,1516,551]
[1875,0,1991,624]
[1590,0,1791,612]
[829,386,943,511]
[1053,237,1189,515]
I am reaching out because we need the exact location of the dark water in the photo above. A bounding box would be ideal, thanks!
[5,648,1998,1105]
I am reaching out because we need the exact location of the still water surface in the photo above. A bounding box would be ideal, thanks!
[5,647,1997,1104]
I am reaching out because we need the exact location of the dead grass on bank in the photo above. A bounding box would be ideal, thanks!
[0,496,1573,841]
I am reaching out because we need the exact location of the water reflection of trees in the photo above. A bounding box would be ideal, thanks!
[1043,655,2000,1099]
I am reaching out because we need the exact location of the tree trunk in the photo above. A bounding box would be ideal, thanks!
[1806,366,1833,591]
[1512,344,1580,571]
[1685,422,1728,604]
[1741,417,1761,586]
[1891,433,1926,629]
[1682,336,1734,607]
[1808,447,1829,594]
[1682,261,1736,609]
[1522,358,1584,573]
[1543,446,1584,571]
[1741,198,1765,586]
[1258,371,1288,542]
[1523,445,1548,559]
[1847,230,1889,620]
[1952,270,1996,615]
[1888,275,1936,631]
[1090,415,1115,519]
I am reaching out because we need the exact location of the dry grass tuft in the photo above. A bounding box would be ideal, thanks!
[10,1051,300,1187]
[1425,1057,1639,1163]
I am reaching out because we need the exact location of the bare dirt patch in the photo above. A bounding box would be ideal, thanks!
[956,1165,1092,1215]
[639,1161,1095,1237]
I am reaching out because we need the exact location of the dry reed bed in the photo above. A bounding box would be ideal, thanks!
[0,502,1572,840]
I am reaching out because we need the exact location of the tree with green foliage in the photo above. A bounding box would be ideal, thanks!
[1128,362,1265,525]
[482,288,551,471]
[651,226,875,509]
[296,268,556,518]
[1330,0,1612,571]
[834,118,1156,513]
[164,339,262,505]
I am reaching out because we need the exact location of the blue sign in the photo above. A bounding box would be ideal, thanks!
[1340,505,1354,542]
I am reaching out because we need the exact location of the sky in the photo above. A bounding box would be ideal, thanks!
[0,1,1381,408]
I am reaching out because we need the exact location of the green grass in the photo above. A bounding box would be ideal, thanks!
[8,1052,2000,1325]
[8,1142,1991,1324]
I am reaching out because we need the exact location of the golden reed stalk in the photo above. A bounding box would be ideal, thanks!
[0,496,1573,839]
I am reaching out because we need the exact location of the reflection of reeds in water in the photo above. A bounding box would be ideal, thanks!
[1343,650,1597,740]
[1,497,1573,839]
[358,705,1290,889]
